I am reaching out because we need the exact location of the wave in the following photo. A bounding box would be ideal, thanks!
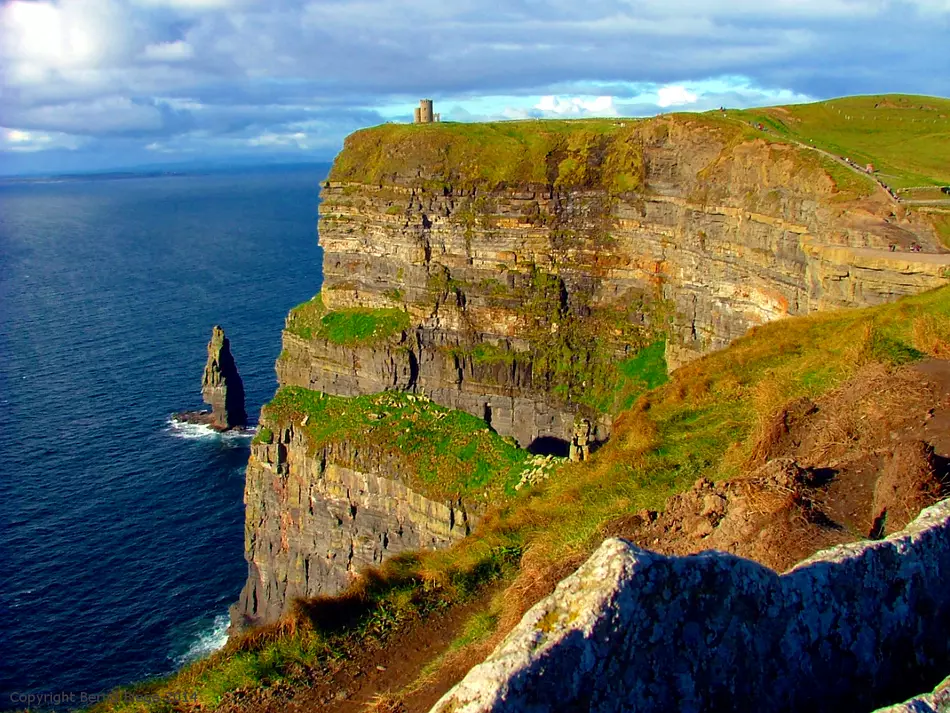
[175,613,230,666]
[165,417,255,443]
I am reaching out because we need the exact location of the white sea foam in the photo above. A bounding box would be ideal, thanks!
[176,614,230,665]
[166,417,255,442]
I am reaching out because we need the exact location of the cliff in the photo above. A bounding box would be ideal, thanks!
[231,386,548,627]
[279,115,949,452]
[238,113,950,630]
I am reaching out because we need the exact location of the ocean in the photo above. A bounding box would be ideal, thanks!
[0,165,326,707]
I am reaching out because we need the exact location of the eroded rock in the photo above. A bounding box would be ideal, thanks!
[201,325,247,430]
[432,498,950,713]
[231,423,473,629]
[873,674,950,712]
[174,325,247,431]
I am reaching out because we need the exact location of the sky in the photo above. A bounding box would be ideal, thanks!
[0,0,948,175]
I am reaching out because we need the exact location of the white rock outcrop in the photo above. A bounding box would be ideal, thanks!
[873,675,949,713]
[432,499,950,713]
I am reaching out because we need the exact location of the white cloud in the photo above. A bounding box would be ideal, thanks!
[534,95,619,116]
[1,0,133,75]
[1,127,86,152]
[903,0,950,11]
[656,85,699,108]
[143,40,195,62]
[130,0,240,9]
[11,97,165,135]
[247,131,312,148]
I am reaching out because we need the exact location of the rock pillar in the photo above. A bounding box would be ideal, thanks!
[201,325,247,430]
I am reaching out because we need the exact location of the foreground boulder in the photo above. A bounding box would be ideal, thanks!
[433,498,950,713]
[874,675,950,712]
[176,325,247,430]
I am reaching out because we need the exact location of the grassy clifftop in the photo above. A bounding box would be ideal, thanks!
[328,118,650,192]
[731,94,950,189]
[256,387,537,499]
[329,94,949,200]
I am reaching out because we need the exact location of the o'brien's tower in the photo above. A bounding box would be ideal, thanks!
[413,99,440,124]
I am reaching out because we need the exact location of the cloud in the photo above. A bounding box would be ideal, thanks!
[0,0,947,173]
[534,95,619,116]
[1,127,87,152]
[143,40,195,62]
[656,85,699,108]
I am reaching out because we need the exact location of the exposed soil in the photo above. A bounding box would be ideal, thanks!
[219,360,950,713]
[607,360,950,571]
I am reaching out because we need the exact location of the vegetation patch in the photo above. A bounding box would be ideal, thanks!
[264,387,532,499]
[285,293,410,346]
[329,119,646,194]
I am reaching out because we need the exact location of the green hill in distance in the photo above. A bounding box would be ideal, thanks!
[728,94,950,190]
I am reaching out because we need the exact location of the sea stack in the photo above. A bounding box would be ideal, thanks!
[201,325,247,430]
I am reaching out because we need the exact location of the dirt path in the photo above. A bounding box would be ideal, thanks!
[216,589,499,713]
[834,244,950,264]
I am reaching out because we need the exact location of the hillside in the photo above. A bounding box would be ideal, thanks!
[730,94,950,191]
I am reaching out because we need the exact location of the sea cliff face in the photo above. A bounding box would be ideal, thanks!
[280,117,948,447]
[232,421,473,628]
[237,115,950,629]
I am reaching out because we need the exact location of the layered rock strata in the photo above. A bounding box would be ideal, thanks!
[433,498,950,713]
[175,325,247,431]
[202,325,247,430]
[280,118,950,448]
[231,422,473,628]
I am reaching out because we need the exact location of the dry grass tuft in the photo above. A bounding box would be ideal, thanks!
[913,314,950,358]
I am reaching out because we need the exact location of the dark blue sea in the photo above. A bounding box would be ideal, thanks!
[0,165,327,708]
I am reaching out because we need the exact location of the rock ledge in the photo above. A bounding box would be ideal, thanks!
[433,497,950,713]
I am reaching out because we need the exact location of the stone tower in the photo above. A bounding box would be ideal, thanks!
[420,99,433,123]
[414,99,437,124]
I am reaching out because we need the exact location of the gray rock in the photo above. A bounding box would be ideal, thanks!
[174,325,247,430]
[874,676,950,713]
[230,423,474,629]
[432,498,950,713]
[201,325,246,430]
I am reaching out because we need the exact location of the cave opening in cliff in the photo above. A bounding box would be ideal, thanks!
[528,436,570,457]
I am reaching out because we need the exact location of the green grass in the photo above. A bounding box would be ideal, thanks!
[613,340,671,408]
[263,387,533,499]
[285,293,410,346]
[330,119,646,194]
[729,94,950,189]
[89,285,950,713]
[449,609,499,652]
